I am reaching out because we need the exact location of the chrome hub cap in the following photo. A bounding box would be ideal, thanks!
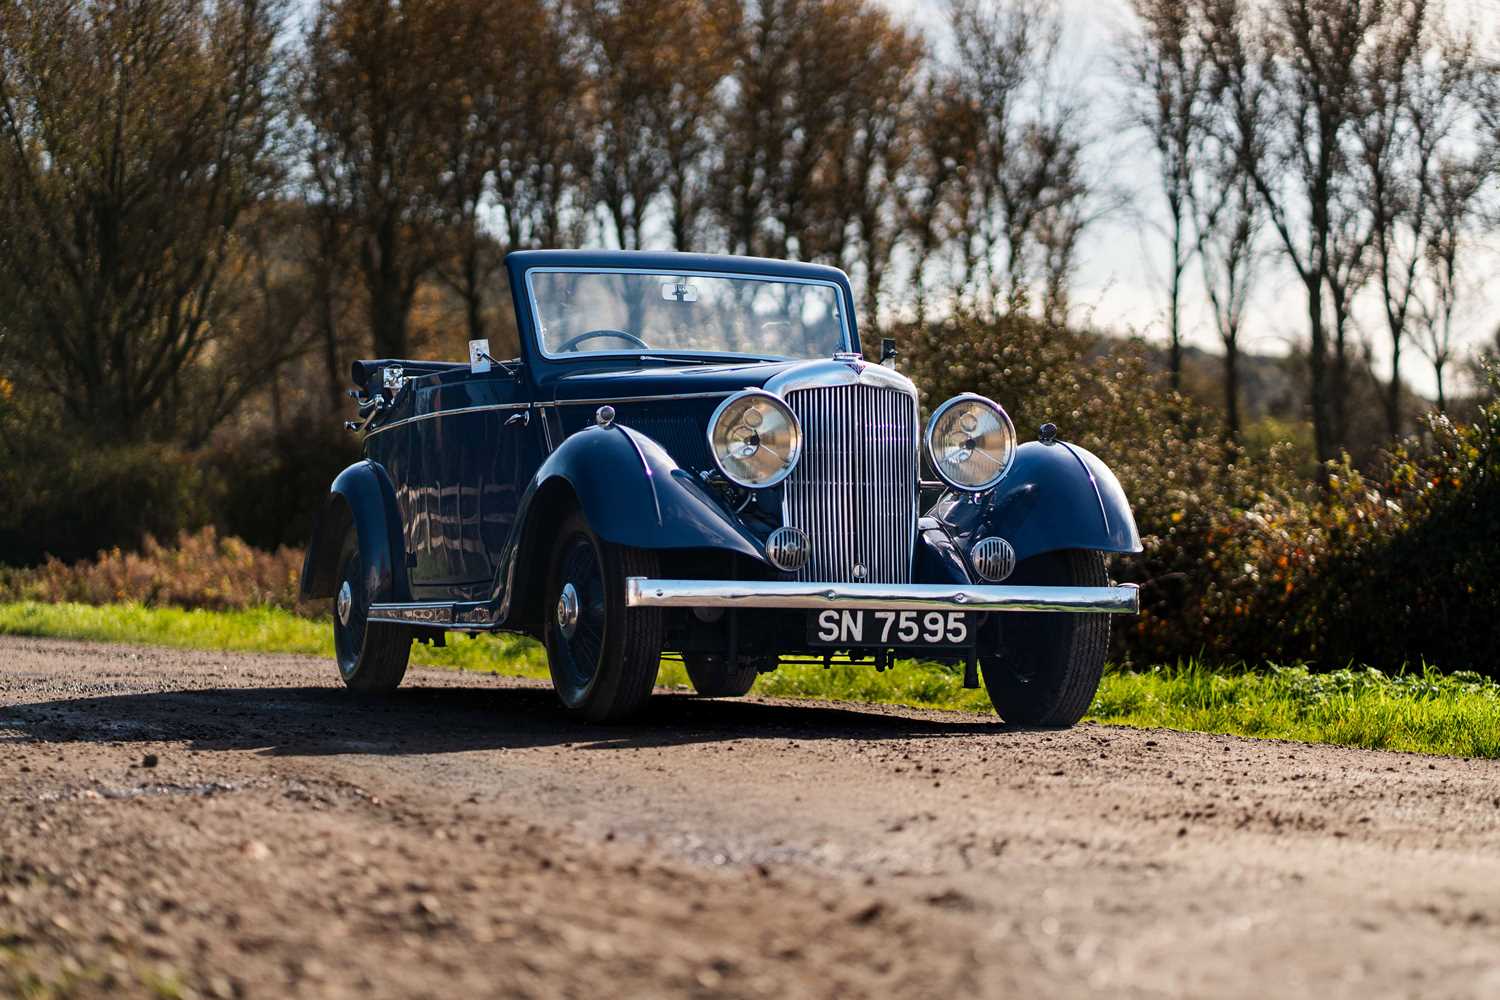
[556,582,580,640]
[336,581,353,626]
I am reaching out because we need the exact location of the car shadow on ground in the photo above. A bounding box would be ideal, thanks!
[1,681,1010,759]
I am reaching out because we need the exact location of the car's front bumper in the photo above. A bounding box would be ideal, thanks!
[624,578,1139,615]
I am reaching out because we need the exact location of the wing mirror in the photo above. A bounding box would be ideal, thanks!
[881,337,899,369]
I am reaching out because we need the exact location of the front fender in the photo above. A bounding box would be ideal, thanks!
[932,440,1141,564]
[299,460,410,604]
[525,423,767,560]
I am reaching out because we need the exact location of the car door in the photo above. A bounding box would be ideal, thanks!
[414,366,543,602]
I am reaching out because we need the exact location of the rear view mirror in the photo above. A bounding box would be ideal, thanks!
[662,280,698,303]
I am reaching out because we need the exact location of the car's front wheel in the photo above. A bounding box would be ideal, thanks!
[543,510,664,722]
[980,549,1110,726]
[332,528,411,694]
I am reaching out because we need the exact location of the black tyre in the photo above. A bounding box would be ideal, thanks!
[543,510,664,722]
[683,654,771,698]
[332,529,411,694]
[980,549,1110,727]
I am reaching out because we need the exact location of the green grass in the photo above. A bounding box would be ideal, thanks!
[3,601,1498,758]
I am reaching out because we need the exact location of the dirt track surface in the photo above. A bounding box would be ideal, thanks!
[2,636,1499,999]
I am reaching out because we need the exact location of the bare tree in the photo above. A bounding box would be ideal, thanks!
[1417,152,1491,411]
[904,77,983,323]
[1122,0,1210,390]
[1360,5,1437,438]
[430,0,510,343]
[579,0,735,251]
[491,1,591,252]
[1215,0,1388,464]
[653,2,736,252]
[0,0,286,441]
[944,0,1093,318]
[1195,0,1267,440]
[811,7,925,328]
[300,0,455,359]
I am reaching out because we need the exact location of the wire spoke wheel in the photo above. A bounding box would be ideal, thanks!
[544,509,664,722]
[554,533,607,690]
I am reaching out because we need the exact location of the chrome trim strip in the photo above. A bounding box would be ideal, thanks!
[367,602,455,625]
[613,426,664,526]
[1057,440,1110,534]
[368,601,500,627]
[524,266,854,361]
[365,402,531,438]
[535,390,735,408]
[540,405,557,452]
[624,578,1140,614]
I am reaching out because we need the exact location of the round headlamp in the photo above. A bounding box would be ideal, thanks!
[707,390,802,488]
[924,394,1016,492]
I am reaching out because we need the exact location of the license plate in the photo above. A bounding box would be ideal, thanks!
[807,609,973,648]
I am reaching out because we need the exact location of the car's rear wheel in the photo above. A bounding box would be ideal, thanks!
[543,510,664,722]
[332,529,411,694]
[980,549,1110,727]
[683,654,770,697]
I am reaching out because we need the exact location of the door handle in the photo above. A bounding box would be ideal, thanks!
[505,410,531,428]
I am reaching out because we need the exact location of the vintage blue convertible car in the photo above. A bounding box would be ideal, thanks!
[300,250,1141,724]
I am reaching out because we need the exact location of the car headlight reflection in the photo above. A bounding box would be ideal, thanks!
[925,394,1016,492]
[708,390,802,488]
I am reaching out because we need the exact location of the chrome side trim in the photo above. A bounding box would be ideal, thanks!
[368,601,499,628]
[535,390,735,407]
[367,603,455,625]
[1057,439,1110,534]
[365,402,531,438]
[624,578,1140,614]
[613,425,664,526]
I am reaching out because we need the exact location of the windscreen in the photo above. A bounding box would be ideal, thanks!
[528,269,849,360]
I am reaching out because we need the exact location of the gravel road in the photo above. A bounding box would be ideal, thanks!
[1,635,1498,999]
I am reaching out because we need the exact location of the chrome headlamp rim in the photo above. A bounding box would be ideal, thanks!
[924,393,1017,493]
[706,389,803,489]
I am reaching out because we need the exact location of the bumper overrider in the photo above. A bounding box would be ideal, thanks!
[624,578,1140,614]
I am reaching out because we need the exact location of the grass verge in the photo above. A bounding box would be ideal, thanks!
[2,601,1498,758]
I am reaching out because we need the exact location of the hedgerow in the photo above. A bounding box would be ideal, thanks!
[903,315,1500,675]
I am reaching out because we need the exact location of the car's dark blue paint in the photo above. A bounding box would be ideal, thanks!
[931,440,1143,565]
[301,250,1139,643]
[914,519,974,585]
[301,460,411,606]
[521,423,768,559]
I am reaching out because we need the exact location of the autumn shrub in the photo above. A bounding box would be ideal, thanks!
[205,414,359,551]
[1203,402,1500,673]
[0,527,303,611]
[0,435,215,568]
[900,315,1500,675]
[900,312,1306,665]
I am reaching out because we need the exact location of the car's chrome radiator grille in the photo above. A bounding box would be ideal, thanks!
[782,384,919,584]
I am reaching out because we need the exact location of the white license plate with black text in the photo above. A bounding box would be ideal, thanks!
[808,610,973,648]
